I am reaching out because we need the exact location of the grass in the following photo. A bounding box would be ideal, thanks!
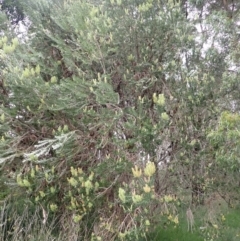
[148,208,204,241]
[0,199,83,241]
[149,226,204,241]
[149,203,240,241]
[217,208,240,241]
[1,194,240,241]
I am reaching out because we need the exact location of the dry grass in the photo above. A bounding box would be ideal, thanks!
[0,200,82,241]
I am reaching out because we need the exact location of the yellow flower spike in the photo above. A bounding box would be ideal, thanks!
[35,65,40,75]
[94,182,99,190]
[85,180,93,190]
[50,76,57,83]
[3,44,15,54]
[31,68,35,76]
[30,168,35,178]
[151,194,155,199]
[132,165,142,178]
[116,0,122,5]
[22,68,30,78]
[70,197,77,209]
[50,187,56,193]
[77,167,83,174]
[145,220,150,226]
[144,161,156,177]
[73,214,82,223]
[173,215,179,224]
[79,176,84,182]
[132,194,143,203]
[153,93,158,103]
[89,171,94,181]
[164,195,173,202]
[161,112,169,121]
[39,191,45,197]
[97,72,101,81]
[68,177,78,187]
[70,166,78,177]
[2,36,7,44]
[118,231,127,239]
[88,202,93,209]
[50,203,58,212]
[63,125,68,132]
[127,54,134,61]
[0,113,5,122]
[143,184,151,193]
[157,93,165,106]
[16,174,24,187]
[213,224,218,229]
[23,179,31,187]
[118,188,126,203]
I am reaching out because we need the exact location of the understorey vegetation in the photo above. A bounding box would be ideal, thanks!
[0,0,240,240]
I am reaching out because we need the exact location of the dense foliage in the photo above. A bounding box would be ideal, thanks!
[0,0,240,240]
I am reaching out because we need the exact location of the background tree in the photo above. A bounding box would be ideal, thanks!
[0,0,24,25]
